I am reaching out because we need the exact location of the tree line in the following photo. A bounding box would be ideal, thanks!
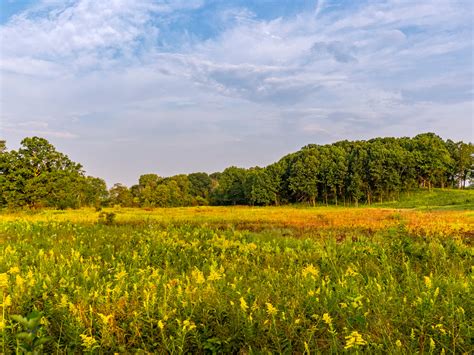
[0,133,472,209]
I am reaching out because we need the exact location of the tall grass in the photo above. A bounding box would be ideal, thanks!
[0,208,472,353]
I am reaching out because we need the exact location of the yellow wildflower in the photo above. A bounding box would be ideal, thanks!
[98,313,113,325]
[429,337,435,351]
[265,302,277,316]
[15,275,24,288]
[302,264,319,278]
[158,320,165,330]
[2,294,12,308]
[395,339,402,347]
[115,270,128,281]
[344,331,367,349]
[207,269,222,281]
[240,297,248,312]
[0,273,8,288]
[345,266,358,277]
[434,323,446,335]
[191,269,205,284]
[182,319,196,331]
[322,313,332,326]
[424,275,432,289]
[7,266,20,275]
[79,334,97,350]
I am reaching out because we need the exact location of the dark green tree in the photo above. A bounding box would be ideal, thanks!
[288,148,321,206]
[244,168,276,206]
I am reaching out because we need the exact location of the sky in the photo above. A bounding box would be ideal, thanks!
[0,0,473,186]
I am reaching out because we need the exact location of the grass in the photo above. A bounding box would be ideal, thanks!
[0,206,472,353]
[373,188,474,210]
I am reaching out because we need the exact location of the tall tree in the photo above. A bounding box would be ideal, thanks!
[288,148,321,206]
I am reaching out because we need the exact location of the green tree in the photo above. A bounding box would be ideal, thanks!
[109,183,133,207]
[288,148,320,206]
[1,137,84,208]
[138,174,161,207]
[212,167,248,205]
[82,176,108,207]
[244,168,276,206]
[188,172,212,201]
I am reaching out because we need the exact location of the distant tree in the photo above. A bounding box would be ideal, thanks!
[212,167,248,205]
[138,173,161,206]
[446,140,474,188]
[188,172,212,201]
[244,167,276,206]
[82,176,108,207]
[319,145,347,205]
[1,133,472,209]
[109,183,133,207]
[412,133,452,189]
[345,143,368,206]
[1,137,84,208]
[288,148,321,206]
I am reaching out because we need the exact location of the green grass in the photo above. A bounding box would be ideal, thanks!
[374,188,474,210]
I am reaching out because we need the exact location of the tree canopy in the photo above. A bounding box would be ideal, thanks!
[1,134,472,209]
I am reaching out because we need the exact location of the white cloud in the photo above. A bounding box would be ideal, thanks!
[0,0,472,184]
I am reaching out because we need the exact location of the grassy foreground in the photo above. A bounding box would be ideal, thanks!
[0,207,472,353]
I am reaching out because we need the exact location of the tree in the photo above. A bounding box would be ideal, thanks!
[288,148,320,206]
[82,176,108,207]
[0,137,85,208]
[412,133,452,189]
[446,140,474,188]
[138,174,161,207]
[188,172,212,201]
[109,183,133,207]
[244,168,276,206]
[211,167,248,205]
[319,145,347,205]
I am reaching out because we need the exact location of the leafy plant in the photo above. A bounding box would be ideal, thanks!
[98,211,116,225]
[11,311,50,354]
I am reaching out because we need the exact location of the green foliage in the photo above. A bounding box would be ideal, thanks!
[0,137,107,209]
[108,183,134,207]
[211,166,248,205]
[97,212,116,225]
[1,133,472,209]
[244,168,276,206]
[188,172,213,200]
[11,311,50,354]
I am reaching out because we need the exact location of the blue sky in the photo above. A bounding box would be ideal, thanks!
[0,0,473,185]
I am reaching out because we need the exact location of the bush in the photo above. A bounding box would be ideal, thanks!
[98,212,116,225]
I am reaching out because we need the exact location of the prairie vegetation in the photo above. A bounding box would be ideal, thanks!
[0,207,472,353]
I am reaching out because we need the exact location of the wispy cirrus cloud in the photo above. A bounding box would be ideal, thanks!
[0,0,472,185]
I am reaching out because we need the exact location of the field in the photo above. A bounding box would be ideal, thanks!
[0,204,473,353]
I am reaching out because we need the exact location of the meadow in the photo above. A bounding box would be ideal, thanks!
[0,204,472,353]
